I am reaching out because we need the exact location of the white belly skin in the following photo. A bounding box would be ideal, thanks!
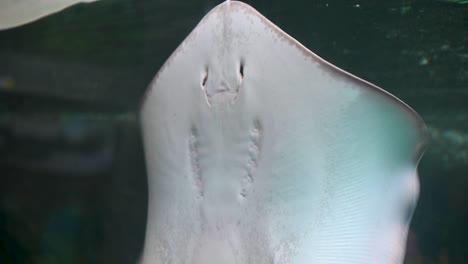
[139,1,427,263]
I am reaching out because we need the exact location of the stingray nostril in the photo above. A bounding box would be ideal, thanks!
[202,69,208,86]
[239,62,244,79]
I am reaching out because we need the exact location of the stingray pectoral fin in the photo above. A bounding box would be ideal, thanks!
[140,1,427,263]
[0,0,99,30]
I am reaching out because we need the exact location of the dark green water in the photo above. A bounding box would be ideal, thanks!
[0,0,466,263]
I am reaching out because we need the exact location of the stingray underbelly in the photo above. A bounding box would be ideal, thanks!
[192,222,242,264]
[189,133,274,264]
[142,110,278,263]
[140,1,426,263]
[182,109,297,264]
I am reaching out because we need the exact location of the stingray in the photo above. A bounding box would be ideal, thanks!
[140,1,427,263]
[0,0,98,30]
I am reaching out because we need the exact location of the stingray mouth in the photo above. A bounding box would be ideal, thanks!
[205,90,239,107]
[200,62,244,107]
[202,81,240,107]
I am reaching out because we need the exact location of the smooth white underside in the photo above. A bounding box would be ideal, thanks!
[0,0,98,30]
[140,1,427,264]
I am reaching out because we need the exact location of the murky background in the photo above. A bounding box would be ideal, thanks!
[0,0,466,263]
